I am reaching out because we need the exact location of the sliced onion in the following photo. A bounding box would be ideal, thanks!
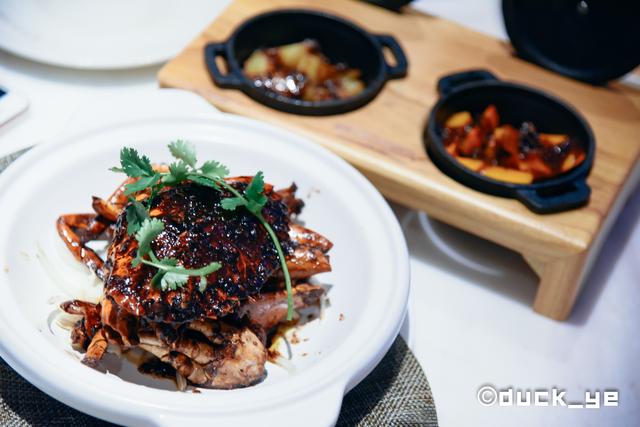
[55,311,82,330]
[270,354,297,374]
[37,240,102,303]
[176,372,188,391]
[319,295,327,321]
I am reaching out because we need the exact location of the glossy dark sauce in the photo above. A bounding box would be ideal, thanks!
[104,182,291,323]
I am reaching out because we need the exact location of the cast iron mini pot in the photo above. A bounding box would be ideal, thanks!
[424,70,595,214]
[204,9,408,116]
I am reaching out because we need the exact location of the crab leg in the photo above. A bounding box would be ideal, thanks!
[56,214,109,280]
[275,183,304,215]
[61,300,103,352]
[82,328,109,368]
[100,297,138,347]
[91,176,142,221]
[285,246,331,279]
[289,224,333,252]
[238,283,324,330]
[281,225,332,279]
[91,197,121,222]
[60,300,102,336]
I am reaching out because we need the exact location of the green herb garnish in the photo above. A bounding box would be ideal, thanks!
[132,218,221,292]
[111,141,294,320]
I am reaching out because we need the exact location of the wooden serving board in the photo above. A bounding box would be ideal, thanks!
[158,0,640,321]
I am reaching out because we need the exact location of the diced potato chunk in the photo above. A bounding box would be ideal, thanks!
[243,40,365,102]
[338,76,365,98]
[562,153,576,171]
[455,157,484,171]
[481,166,533,184]
[279,42,308,68]
[341,69,362,80]
[244,51,270,77]
[302,86,330,102]
[562,152,586,172]
[298,54,332,83]
[539,133,569,145]
[445,111,472,129]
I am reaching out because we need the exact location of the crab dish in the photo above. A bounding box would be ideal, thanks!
[56,142,332,389]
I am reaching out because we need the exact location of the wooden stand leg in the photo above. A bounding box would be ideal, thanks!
[525,252,589,321]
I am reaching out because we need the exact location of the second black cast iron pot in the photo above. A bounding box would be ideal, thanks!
[204,9,408,116]
[424,70,595,214]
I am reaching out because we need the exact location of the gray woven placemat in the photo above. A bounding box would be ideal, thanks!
[336,336,438,426]
[1,336,436,426]
[0,149,437,426]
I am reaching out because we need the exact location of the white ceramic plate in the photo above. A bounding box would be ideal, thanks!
[0,114,409,426]
[0,0,230,69]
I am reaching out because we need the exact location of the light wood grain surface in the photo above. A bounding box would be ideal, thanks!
[158,0,640,319]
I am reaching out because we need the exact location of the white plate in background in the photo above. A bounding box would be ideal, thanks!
[0,0,230,69]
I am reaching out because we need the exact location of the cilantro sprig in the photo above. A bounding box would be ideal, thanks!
[111,141,294,320]
[132,218,221,292]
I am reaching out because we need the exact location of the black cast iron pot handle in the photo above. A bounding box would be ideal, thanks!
[375,34,408,80]
[438,69,498,97]
[205,42,244,89]
[516,179,591,214]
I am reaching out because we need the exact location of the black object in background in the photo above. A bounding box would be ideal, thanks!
[361,0,414,12]
[502,0,640,84]
[205,10,408,116]
[424,70,595,214]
